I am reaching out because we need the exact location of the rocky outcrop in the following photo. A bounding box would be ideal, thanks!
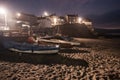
[59,24,95,38]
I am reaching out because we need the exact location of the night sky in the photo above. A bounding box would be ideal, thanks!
[0,0,120,28]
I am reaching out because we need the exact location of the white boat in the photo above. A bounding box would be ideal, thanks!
[1,37,59,54]
[38,38,80,48]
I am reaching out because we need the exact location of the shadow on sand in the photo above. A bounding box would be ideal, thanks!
[60,48,90,53]
[0,49,89,67]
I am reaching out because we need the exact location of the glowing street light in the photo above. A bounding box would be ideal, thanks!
[43,11,49,16]
[0,7,8,30]
[78,17,82,24]
[0,7,6,14]
[16,12,21,17]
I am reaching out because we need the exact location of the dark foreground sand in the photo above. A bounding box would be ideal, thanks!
[0,38,120,80]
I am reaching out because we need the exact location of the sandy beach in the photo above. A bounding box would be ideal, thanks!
[0,38,120,80]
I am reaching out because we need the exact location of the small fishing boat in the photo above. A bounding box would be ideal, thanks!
[1,37,59,54]
[38,38,80,48]
[41,35,73,41]
[27,34,80,48]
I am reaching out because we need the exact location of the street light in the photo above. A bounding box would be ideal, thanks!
[0,7,8,30]
[78,17,82,24]
[43,11,49,16]
[0,7,6,14]
[16,12,21,17]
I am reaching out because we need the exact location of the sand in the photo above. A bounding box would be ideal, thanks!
[0,38,120,80]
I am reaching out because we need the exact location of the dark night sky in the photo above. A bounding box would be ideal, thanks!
[0,0,120,28]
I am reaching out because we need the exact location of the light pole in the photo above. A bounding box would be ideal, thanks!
[4,13,7,27]
[0,7,8,30]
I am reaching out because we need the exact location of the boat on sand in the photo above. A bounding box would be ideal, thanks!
[38,38,80,48]
[1,37,59,54]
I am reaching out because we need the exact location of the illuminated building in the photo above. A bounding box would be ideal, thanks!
[65,14,78,24]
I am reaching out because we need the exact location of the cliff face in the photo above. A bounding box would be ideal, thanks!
[59,24,94,38]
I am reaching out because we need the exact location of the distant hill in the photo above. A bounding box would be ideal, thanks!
[58,24,95,38]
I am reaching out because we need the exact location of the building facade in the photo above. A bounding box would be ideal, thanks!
[65,14,78,24]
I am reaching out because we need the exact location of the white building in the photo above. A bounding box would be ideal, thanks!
[37,17,52,28]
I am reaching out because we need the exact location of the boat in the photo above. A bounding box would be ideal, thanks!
[27,34,80,48]
[41,35,73,41]
[1,36,59,54]
[38,38,80,48]
[38,34,80,48]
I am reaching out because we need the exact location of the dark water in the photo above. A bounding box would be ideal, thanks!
[95,28,120,38]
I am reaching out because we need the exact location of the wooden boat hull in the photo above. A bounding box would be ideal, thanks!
[1,37,59,54]
[38,39,80,48]
[9,48,59,54]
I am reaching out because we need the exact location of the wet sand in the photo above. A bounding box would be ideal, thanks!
[0,38,120,80]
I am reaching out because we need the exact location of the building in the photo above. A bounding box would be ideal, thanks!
[82,18,94,32]
[37,17,52,28]
[37,14,65,27]
[8,13,38,36]
[82,18,92,26]
[16,13,37,25]
[58,16,66,25]
[65,14,78,24]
